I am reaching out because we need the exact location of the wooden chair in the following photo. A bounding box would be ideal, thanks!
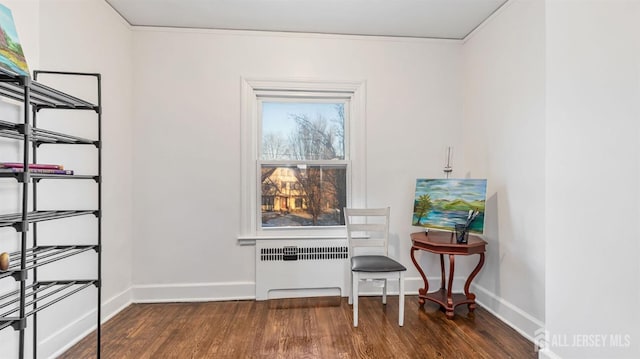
[344,207,406,327]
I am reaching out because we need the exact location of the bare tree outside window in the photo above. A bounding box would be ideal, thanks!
[261,132,289,160]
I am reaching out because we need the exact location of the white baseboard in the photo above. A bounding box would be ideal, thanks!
[132,281,255,303]
[43,287,133,359]
[537,348,562,359]
[267,287,341,299]
[128,276,471,303]
[129,277,442,302]
[471,282,544,343]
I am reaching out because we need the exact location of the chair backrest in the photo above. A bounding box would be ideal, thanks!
[344,207,390,257]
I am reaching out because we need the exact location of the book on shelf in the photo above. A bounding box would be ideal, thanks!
[0,168,74,175]
[0,162,65,170]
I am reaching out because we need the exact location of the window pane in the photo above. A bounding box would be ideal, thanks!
[261,102,345,160]
[261,165,347,227]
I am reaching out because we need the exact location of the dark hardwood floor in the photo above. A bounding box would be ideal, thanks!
[59,296,535,358]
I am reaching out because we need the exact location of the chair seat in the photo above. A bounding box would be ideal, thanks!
[351,255,407,272]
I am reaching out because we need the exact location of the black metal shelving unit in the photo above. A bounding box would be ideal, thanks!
[0,68,101,358]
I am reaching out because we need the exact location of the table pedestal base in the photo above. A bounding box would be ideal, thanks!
[418,288,477,319]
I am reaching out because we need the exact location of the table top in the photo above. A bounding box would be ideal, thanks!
[410,230,487,254]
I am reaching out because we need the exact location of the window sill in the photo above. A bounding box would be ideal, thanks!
[238,234,370,246]
[237,234,349,246]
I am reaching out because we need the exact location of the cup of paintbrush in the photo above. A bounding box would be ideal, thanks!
[454,224,469,243]
[456,210,480,244]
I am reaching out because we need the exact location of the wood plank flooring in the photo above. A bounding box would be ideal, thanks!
[59,296,536,358]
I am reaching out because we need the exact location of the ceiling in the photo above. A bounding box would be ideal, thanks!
[105,0,509,40]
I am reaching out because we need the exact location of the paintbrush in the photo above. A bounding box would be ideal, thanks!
[464,210,480,228]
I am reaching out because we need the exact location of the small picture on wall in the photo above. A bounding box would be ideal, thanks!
[0,3,29,76]
[412,178,487,233]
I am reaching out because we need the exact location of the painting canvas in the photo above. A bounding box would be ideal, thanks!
[412,178,488,234]
[0,3,28,76]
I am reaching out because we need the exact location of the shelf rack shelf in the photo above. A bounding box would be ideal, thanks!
[0,210,98,232]
[0,280,98,330]
[0,120,99,147]
[0,172,99,181]
[0,245,99,280]
[0,119,98,146]
[0,68,102,358]
[0,74,98,110]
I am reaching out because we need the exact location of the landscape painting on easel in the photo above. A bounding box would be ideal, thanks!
[412,178,487,233]
[0,3,28,76]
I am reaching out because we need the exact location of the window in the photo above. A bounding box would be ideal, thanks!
[260,101,347,228]
[241,79,366,236]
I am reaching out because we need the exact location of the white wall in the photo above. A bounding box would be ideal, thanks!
[463,0,545,338]
[461,0,546,341]
[0,1,134,357]
[130,28,464,300]
[544,0,640,358]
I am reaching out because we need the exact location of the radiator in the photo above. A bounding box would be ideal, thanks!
[255,239,348,300]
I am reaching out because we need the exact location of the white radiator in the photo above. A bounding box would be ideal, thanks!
[255,239,348,300]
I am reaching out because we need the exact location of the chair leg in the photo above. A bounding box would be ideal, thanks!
[382,279,387,305]
[348,270,353,305]
[352,272,359,327]
[399,272,405,326]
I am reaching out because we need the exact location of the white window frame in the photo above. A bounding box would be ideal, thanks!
[240,78,366,239]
